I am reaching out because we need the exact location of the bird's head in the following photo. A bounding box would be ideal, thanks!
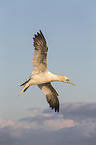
[60,75,75,86]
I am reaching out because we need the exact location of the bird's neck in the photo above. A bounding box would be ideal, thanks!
[49,72,66,82]
[55,75,66,82]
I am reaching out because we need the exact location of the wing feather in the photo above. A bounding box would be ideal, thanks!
[32,30,48,74]
[38,83,59,112]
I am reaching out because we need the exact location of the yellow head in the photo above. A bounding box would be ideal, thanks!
[60,75,75,86]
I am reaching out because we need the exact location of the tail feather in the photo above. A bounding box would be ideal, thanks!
[23,86,29,92]
[18,86,27,97]
[20,78,31,86]
[18,78,31,97]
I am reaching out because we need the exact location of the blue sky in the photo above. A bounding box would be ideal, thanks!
[0,0,96,144]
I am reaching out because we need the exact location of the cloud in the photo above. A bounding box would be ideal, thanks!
[0,118,14,128]
[0,102,96,145]
[20,107,77,131]
[44,119,76,131]
[60,102,96,120]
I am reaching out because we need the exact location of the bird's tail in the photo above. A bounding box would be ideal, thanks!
[18,78,31,97]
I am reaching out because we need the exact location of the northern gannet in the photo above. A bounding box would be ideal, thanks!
[18,30,75,112]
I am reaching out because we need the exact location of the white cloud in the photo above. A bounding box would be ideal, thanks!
[0,118,14,128]
[44,119,76,131]
[0,102,96,145]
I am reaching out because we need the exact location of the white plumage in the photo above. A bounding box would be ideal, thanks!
[18,30,75,112]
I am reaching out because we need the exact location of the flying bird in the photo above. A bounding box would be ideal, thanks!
[18,30,75,112]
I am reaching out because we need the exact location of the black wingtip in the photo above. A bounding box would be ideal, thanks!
[33,30,42,39]
[55,108,59,112]
[39,30,43,36]
[50,106,59,112]
[39,30,42,33]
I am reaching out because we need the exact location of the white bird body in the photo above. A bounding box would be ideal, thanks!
[18,30,75,112]
[29,71,67,85]
[30,71,55,85]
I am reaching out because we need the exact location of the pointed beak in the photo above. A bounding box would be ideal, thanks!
[68,81,75,86]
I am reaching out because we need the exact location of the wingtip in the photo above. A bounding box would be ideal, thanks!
[33,30,42,40]
[50,106,59,112]
[39,30,43,35]
[39,30,42,33]
[55,108,59,112]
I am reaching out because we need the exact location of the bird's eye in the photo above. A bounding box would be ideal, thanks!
[66,79,69,81]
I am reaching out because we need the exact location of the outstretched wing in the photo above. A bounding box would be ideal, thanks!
[38,82,59,112]
[32,30,48,74]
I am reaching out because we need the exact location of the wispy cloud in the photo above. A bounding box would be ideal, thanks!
[60,102,96,120]
[0,118,14,128]
[0,102,96,145]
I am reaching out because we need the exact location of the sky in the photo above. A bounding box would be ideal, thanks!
[0,0,96,144]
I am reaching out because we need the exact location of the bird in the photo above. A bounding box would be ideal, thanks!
[18,30,75,112]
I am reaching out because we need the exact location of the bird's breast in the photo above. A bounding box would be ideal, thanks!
[29,71,58,85]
